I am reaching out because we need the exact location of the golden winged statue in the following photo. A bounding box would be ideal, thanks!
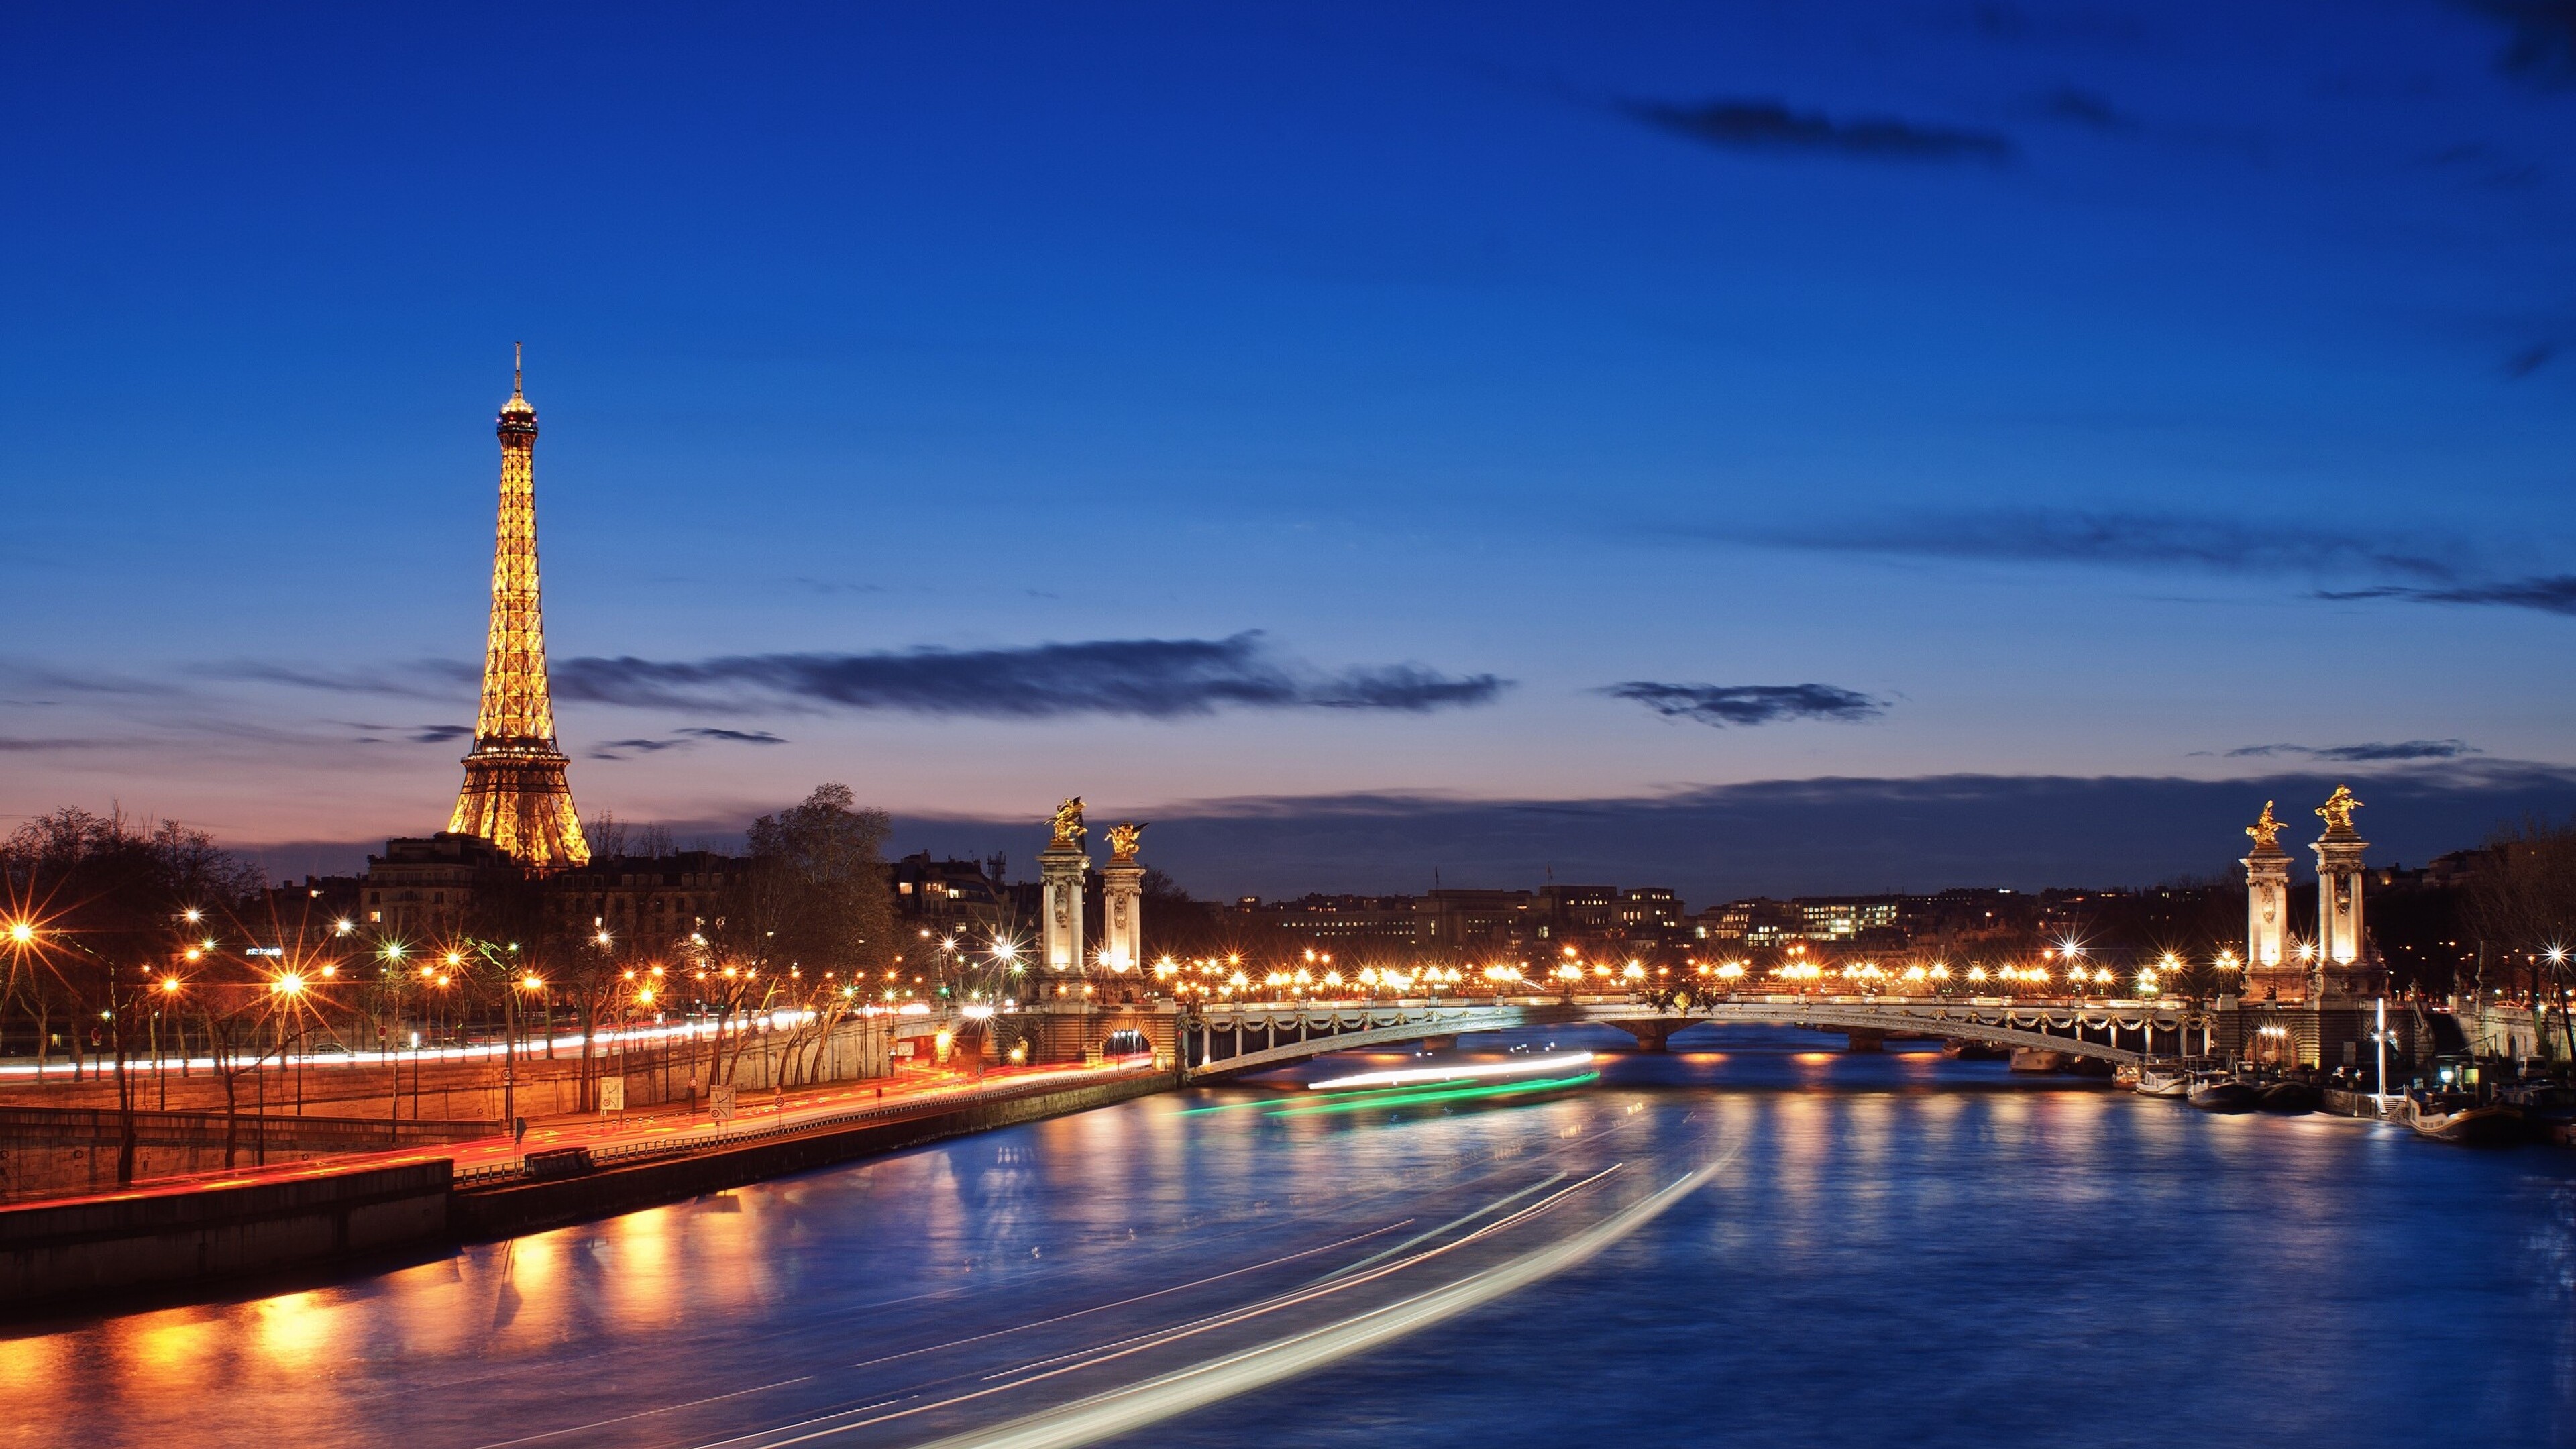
[1106,821,1145,861]
[2245,800,2283,850]
[1049,796,1086,849]
[2315,784,2362,833]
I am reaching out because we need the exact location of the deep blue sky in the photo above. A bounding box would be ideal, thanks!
[6,3,2575,902]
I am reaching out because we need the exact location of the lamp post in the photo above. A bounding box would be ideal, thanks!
[2373,995,2390,1114]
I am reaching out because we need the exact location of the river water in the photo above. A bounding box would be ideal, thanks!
[10,1025,2575,1448]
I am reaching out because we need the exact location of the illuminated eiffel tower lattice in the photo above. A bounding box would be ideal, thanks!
[447,345,590,867]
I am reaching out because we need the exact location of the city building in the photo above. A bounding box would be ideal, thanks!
[1618,887,1683,932]
[1534,885,1619,940]
[1416,889,1536,952]
[891,853,1012,936]
[358,832,514,939]
[1242,894,1426,949]
[548,851,749,949]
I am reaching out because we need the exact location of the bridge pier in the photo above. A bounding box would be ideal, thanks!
[1617,1020,1687,1053]
[1845,1028,1887,1053]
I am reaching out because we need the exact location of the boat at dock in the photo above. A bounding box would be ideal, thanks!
[2134,1065,2194,1098]
[2255,1079,2320,1114]
[2398,1094,2523,1146]
[2188,1075,2261,1113]
[2498,1084,2576,1144]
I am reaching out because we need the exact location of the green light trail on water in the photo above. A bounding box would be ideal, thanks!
[1177,1084,1413,1117]
[1263,1071,1598,1117]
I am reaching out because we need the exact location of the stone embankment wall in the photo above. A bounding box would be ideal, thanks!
[0,1161,454,1309]
[451,1067,1176,1240]
[2451,1001,2575,1061]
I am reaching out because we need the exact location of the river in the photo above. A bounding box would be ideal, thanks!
[9,1025,2574,1448]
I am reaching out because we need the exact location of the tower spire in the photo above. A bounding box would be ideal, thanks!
[447,350,590,867]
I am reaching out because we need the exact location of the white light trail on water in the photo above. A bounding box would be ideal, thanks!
[696,1167,1632,1449]
[1305,1051,1595,1092]
[915,1164,1714,1449]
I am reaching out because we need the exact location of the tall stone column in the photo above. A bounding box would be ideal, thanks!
[1039,798,1089,992]
[1096,822,1148,975]
[2312,785,2369,996]
[2241,801,2292,1000]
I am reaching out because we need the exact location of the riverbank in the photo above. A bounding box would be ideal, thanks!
[0,1063,1171,1315]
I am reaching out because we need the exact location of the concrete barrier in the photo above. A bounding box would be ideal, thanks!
[452,1070,1175,1240]
[0,1161,454,1309]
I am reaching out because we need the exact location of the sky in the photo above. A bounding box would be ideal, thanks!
[5,2,2576,904]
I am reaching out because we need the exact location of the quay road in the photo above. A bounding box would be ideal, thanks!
[17,1055,1159,1212]
[13,989,2194,1209]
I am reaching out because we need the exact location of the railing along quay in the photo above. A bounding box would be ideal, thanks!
[452,1065,1158,1189]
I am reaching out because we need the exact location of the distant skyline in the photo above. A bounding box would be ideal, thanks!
[7,3,2575,896]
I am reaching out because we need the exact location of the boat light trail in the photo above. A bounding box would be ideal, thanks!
[1306,1051,1595,1092]
[910,1165,1718,1449]
[1267,1072,1598,1117]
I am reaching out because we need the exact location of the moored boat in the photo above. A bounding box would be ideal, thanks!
[2135,1065,2193,1098]
[2401,1095,2523,1146]
[2188,1075,2260,1113]
[2008,1048,2070,1074]
[2498,1084,2576,1144]
[2255,1079,2320,1114]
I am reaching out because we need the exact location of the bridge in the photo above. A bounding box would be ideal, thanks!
[1181,995,2190,1078]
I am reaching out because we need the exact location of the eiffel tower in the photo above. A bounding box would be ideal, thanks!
[447,346,590,868]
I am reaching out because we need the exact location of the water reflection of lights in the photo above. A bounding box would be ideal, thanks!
[123,1315,219,1389]
[252,1291,333,1369]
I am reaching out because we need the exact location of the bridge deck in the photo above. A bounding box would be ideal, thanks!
[1185,996,2187,1076]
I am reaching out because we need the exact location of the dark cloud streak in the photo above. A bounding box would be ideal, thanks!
[2036,87,2133,131]
[551,633,1506,719]
[2226,739,2479,762]
[2320,574,2576,616]
[1748,507,2461,581]
[1604,682,1885,727]
[2463,1,2576,90]
[588,726,791,761]
[1622,97,2014,163]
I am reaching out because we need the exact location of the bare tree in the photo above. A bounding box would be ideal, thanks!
[3,807,264,1182]
[2469,818,2576,1063]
